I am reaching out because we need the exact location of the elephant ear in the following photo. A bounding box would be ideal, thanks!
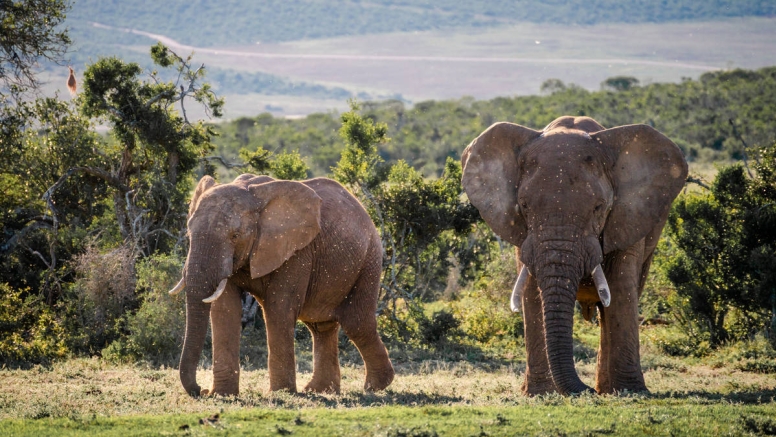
[189,176,216,216]
[461,122,541,246]
[248,181,322,279]
[593,124,688,253]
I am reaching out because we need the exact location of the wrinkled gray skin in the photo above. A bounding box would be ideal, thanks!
[462,116,687,395]
[174,174,394,396]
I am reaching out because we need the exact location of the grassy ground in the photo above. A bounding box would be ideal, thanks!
[1,324,774,436]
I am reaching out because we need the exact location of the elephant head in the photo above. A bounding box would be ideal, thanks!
[169,174,322,396]
[461,116,687,394]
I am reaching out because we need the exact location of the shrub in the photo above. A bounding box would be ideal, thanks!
[661,144,776,347]
[419,310,461,345]
[102,253,185,365]
[0,283,68,365]
[642,325,711,358]
[452,248,524,345]
[67,244,137,354]
[708,334,776,373]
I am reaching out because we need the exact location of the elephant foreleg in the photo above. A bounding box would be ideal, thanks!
[263,307,298,392]
[208,281,242,396]
[262,259,312,393]
[520,269,557,395]
[596,241,648,394]
[303,321,341,393]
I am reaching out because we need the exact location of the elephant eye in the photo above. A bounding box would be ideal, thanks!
[594,204,603,212]
[230,232,240,241]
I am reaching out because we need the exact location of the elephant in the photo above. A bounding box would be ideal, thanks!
[461,116,687,395]
[169,174,394,396]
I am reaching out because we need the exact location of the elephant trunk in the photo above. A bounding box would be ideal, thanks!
[535,246,594,395]
[177,246,234,397]
[180,296,210,396]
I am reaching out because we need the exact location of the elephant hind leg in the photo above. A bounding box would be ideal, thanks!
[338,268,394,392]
[303,321,341,394]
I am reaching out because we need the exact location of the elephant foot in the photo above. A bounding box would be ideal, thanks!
[364,366,395,392]
[521,379,557,396]
[201,386,239,397]
[268,380,298,394]
[596,372,647,395]
[304,379,340,394]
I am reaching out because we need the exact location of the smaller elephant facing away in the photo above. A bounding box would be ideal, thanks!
[170,174,394,396]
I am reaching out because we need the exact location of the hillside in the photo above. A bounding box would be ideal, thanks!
[52,1,776,117]
[66,0,776,46]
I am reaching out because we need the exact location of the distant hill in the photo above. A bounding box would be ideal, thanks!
[58,1,776,117]
[67,0,776,47]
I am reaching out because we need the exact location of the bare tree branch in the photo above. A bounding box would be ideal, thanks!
[686,176,711,189]
[0,219,53,253]
[729,118,757,177]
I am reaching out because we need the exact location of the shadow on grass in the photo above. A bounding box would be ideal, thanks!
[380,337,522,374]
[647,388,776,404]
[310,389,465,407]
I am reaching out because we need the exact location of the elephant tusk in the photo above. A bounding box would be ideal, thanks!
[203,278,229,303]
[592,265,611,307]
[510,266,529,313]
[169,277,185,295]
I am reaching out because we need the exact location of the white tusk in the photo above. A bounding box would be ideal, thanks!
[591,265,611,307]
[169,277,185,295]
[510,266,529,313]
[203,278,229,303]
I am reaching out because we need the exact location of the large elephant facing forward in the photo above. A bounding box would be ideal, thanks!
[462,116,687,395]
[170,174,394,396]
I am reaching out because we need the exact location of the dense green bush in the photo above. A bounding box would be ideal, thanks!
[452,248,524,346]
[0,283,68,366]
[102,253,185,365]
[418,310,462,345]
[661,143,776,347]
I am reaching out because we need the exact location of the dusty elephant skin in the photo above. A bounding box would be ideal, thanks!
[171,174,394,397]
[461,116,688,395]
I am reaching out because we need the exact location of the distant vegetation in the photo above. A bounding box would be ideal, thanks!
[67,0,776,46]
[211,69,356,100]
[212,66,776,178]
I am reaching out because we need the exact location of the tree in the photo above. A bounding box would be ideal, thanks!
[0,0,71,98]
[1,43,223,309]
[601,76,640,92]
[1,0,72,174]
[332,101,480,334]
[71,43,223,254]
[238,146,310,180]
[0,97,107,302]
[663,143,776,346]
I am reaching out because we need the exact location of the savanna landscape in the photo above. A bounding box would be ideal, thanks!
[2,1,776,436]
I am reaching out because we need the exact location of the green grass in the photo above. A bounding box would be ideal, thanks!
[3,398,775,436]
[1,329,775,436]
